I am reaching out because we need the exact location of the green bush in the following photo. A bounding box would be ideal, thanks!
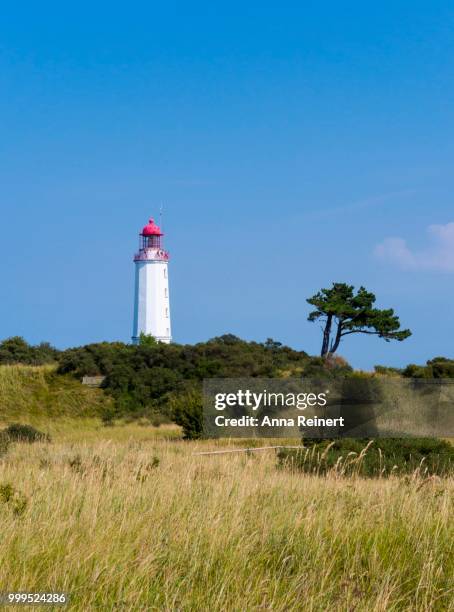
[55,336,311,421]
[0,336,59,365]
[374,365,403,376]
[0,432,9,458]
[67,454,84,474]
[403,356,454,378]
[4,423,50,443]
[0,483,28,515]
[169,388,204,439]
[100,404,118,426]
[278,438,454,478]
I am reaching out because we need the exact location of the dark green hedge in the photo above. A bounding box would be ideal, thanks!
[0,337,59,366]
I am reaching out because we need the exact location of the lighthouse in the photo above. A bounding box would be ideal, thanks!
[132,217,172,344]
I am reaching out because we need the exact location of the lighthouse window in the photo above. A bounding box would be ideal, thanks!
[165,308,169,318]
[164,288,167,297]
[164,268,167,278]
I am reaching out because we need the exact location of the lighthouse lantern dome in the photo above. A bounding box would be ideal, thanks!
[140,218,163,249]
[141,218,163,236]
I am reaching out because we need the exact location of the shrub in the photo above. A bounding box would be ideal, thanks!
[0,483,28,515]
[3,423,50,443]
[169,388,203,439]
[301,356,353,379]
[55,337,311,421]
[403,357,454,379]
[100,405,118,426]
[67,454,84,474]
[374,365,403,376]
[278,438,454,478]
[138,332,160,347]
[0,336,58,365]
[0,483,15,502]
[0,432,9,458]
[149,414,169,427]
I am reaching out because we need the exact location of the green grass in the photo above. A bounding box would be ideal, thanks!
[0,365,111,420]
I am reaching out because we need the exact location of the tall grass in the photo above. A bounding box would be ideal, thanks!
[0,365,110,420]
[0,429,453,611]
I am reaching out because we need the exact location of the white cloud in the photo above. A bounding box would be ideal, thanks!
[374,222,454,272]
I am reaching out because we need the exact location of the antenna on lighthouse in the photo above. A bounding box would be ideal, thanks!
[159,203,164,233]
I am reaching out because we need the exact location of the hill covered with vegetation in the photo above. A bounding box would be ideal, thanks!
[1,335,454,435]
[56,335,320,424]
[0,364,110,422]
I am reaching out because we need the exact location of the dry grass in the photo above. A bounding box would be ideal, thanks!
[0,421,453,611]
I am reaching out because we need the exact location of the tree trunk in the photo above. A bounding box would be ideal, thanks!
[329,320,343,354]
[321,315,333,356]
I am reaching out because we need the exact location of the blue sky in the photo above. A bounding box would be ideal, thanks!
[1,1,454,369]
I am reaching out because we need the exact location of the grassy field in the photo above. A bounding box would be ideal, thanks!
[0,418,453,611]
[0,366,452,610]
[0,365,110,420]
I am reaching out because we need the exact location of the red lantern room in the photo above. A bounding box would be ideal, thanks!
[140,218,163,249]
[134,216,169,262]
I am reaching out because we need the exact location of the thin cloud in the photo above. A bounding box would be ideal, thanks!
[375,222,454,272]
[291,189,417,223]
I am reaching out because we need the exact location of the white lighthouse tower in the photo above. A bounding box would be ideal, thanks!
[132,217,172,344]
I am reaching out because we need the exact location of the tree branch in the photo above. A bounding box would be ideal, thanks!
[340,329,381,337]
